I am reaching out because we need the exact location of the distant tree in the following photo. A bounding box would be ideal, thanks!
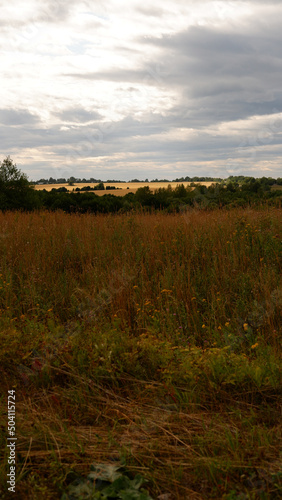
[68,176,76,186]
[93,182,105,190]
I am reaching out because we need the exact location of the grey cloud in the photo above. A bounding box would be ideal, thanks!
[53,106,103,123]
[139,24,282,124]
[65,19,282,128]
[2,109,282,180]
[0,109,40,126]
[136,6,166,18]
[66,69,150,84]
[144,26,254,54]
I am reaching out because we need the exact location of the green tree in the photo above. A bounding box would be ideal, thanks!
[135,185,154,206]
[93,182,105,190]
[68,176,76,186]
[0,156,40,210]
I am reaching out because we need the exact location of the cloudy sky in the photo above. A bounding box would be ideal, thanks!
[1,0,282,181]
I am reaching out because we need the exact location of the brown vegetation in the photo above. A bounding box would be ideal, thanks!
[0,207,281,499]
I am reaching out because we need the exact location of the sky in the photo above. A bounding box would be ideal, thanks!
[1,0,282,181]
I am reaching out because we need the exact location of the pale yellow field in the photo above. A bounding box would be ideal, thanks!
[34,181,214,196]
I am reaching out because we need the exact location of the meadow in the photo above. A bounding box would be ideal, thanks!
[0,207,281,499]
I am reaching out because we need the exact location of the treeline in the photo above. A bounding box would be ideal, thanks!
[53,182,121,192]
[32,174,282,185]
[35,176,102,185]
[3,179,281,213]
[1,157,281,213]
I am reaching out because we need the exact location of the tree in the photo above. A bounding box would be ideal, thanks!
[68,176,76,186]
[0,156,40,210]
[135,186,154,206]
[0,156,28,185]
[93,182,105,190]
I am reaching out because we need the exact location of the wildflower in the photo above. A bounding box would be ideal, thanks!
[243,323,248,331]
[251,343,258,349]
[133,285,138,289]
[191,297,196,300]
[225,322,230,327]
[218,326,222,330]
[202,324,206,328]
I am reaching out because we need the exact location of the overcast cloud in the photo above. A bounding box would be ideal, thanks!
[1,0,282,180]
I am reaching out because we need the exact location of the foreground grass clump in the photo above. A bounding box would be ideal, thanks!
[0,207,281,499]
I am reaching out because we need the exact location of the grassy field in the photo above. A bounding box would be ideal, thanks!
[0,207,281,499]
[34,181,214,195]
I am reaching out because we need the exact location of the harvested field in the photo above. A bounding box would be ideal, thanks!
[34,181,215,195]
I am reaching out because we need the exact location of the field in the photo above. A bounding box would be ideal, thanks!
[34,181,214,196]
[0,207,281,499]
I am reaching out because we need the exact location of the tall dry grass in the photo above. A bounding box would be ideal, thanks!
[0,208,280,345]
[0,207,281,499]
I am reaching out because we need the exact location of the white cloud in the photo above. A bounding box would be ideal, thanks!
[0,0,282,179]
